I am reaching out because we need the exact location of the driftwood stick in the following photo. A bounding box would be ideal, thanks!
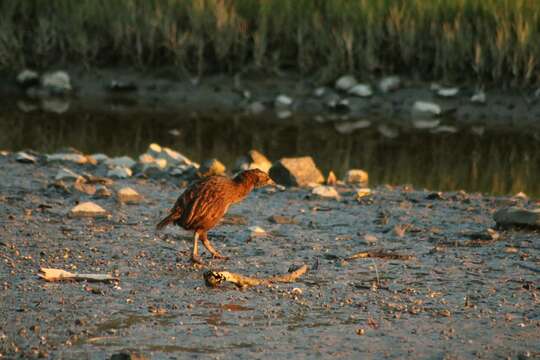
[204,264,308,288]
[346,250,414,261]
[38,268,119,282]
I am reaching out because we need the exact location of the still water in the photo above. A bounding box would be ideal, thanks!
[1,102,538,197]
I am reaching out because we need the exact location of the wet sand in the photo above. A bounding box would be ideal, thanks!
[0,155,539,359]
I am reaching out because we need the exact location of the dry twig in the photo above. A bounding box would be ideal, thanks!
[204,264,308,288]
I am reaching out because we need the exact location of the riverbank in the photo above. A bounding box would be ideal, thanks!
[0,150,539,359]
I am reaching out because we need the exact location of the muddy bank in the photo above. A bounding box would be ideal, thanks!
[4,67,540,130]
[1,153,539,359]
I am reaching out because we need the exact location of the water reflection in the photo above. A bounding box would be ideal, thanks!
[0,106,538,197]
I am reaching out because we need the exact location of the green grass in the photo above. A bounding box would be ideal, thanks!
[1,0,539,86]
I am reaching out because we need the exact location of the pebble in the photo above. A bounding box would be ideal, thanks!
[494,207,540,228]
[346,169,369,185]
[335,75,358,91]
[347,84,373,97]
[248,226,266,236]
[247,101,266,114]
[436,87,459,97]
[470,90,486,104]
[334,120,371,134]
[378,76,400,93]
[312,186,340,200]
[15,151,37,164]
[430,125,458,134]
[95,185,112,198]
[106,156,136,169]
[69,202,108,218]
[355,188,372,199]
[412,119,440,129]
[74,178,96,195]
[41,98,70,114]
[199,159,226,176]
[55,167,82,181]
[117,187,143,204]
[378,124,399,138]
[269,156,324,187]
[313,87,326,97]
[276,110,292,119]
[363,234,378,245]
[275,94,293,108]
[90,153,109,163]
[107,166,132,179]
[41,70,72,94]
[47,153,87,164]
[159,147,194,167]
[17,69,39,87]
[412,101,441,115]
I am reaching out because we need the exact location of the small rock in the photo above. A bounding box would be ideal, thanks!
[275,94,293,108]
[436,87,459,97]
[74,178,96,195]
[355,188,372,199]
[146,143,162,157]
[378,124,399,138]
[363,234,378,245]
[159,147,194,167]
[107,167,132,179]
[169,164,196,177]
[334,120,371,134]
[55,167,82,181]
[291,288,303,296]
[199,159,226,177]
[95,185,112,198]
[269,156,324,187]
[247,101,266,114]
[17,69,39,87]
[494,207,540,228]
[69,202,108,218]
[47,153,87,164]
[326,171,337,185]
[235,150,272,173]
[345,169,368,185]
[430,125,458,134]
[248,226,266,236]
[378,76,400,93]
[470,90,486,104]
[41,71,72,94]
[41,98,70,113]
[412,119,440,129]
[15,151,37,164]
[140,162,167,177]
[276,109,292,119]
[90,153,109,163]
[117,187,143,204]
[106,156,136,169]
[312,186,340,200]
[348,84,373,97]
[412,101,441,115]
[313,87,326,97]
[335,75,358,91]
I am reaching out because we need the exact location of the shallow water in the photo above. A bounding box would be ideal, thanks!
[1,100,539,197]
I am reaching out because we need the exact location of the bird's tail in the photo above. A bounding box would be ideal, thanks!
[156,212,178,230]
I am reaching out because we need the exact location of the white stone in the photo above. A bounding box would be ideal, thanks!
[313,87,326,97]
[275,94,293,107]
[106,156,136,169]
[47,153,87,164]
[412,101,441,115]
[335,75,358,91]
[378,76,400,93]
[159,147,193,167]
[312,186,340,200]
[147,143,162,157]
[107,166,132,179]
[348,84,373,97]
[117,187,143,204]
[378,124,399,138]
[69,202,108,218]
[334,120,371,134]
[412,119,440,129]
[248,226,266,236]
[346,169,369,185]
[17,69,39,85]
[15,151,37,164]
[276,110,292,119]
[430,125,458,134]
[41,71,72,93]
[437,87,459,97]
[247,101,266,114]
[55,167,82,181]
[470,90,486,104]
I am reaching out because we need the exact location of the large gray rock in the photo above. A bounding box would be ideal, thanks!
[269,156,324,187]
[494,207,540,228]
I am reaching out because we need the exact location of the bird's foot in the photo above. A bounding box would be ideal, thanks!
[212,254,229,261]
[191,254,205,265]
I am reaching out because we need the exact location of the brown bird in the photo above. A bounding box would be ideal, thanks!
[156,169,275,264]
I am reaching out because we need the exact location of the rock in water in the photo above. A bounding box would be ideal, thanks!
[69,202,108,218]
[345,169,369,185]
[275,94,293,108]
[17,69,39,88]
[41,71,72,94]
[436,87,459,97]
[494,207,540,228]
[378,76,400,93]
[412,101,441,116]
[16,151,37,164]
[117,187,143,204]
[348,84,373,97]
[312,186,340,200]
[269,156,324,187]
[335,75,358,91]
[107,167,132,179]
[199,159,226,177]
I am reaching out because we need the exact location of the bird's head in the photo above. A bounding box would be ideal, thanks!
[234,169,275,188]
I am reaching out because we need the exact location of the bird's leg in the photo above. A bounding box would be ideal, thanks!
[191,232,204,265]
[200,231,228,260]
